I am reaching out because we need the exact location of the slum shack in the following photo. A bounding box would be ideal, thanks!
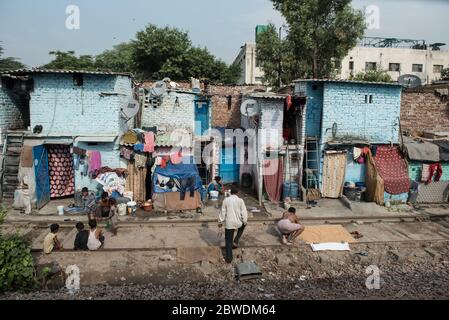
[294,79,406,206]
[0,69,135,213]
[240,92,306,204]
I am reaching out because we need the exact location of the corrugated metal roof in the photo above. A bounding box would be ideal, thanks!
[248,92,288,99]
[293,79,402,87]
[0,68,133,77]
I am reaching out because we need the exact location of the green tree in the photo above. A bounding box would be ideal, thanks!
[350,69,393,82]
[132,24,191,79]
[95,42,134,73]
[41,51,96,70]
[132,24,239,83]
[39,24,240,83]
[0,44,25,71]
[257,0,366,86]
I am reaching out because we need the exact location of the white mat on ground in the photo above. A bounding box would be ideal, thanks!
[310,242,351,251]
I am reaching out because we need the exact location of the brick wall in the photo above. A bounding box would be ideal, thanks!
[208,85,266,128]
[30,74,133,137]
[141,81,266,129]
[321,83,402,143]
[401,91,449,133]
[141,91,196,132]
[0,86,28,141]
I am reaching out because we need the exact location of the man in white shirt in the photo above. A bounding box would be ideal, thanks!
[219,186,248,263]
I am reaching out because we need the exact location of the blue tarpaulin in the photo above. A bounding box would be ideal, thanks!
[153,159,202,193]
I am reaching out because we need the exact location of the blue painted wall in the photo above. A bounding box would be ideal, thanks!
[29,74,133,137]
[296,80,402,194]
[25,73,133,194]
[321,83,401,144]
[408,161,449,181]
[304,82,323,137]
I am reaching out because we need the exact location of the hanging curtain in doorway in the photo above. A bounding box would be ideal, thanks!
[47,145,74,198]
[322,151,347,198]
[263,157,284,202]
[125,162,147,202]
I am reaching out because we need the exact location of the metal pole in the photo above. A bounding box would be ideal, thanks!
[278,27,282,88]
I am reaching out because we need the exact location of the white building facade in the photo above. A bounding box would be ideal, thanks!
[233,43,265,85]
[340,46,449,84]
[234,41,449,85]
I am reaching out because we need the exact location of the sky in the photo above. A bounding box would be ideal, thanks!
[0,0,448,68]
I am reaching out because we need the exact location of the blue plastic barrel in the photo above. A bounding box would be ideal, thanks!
[283,182,299,199]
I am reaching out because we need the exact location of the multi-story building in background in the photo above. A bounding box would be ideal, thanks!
[340,37,449,84]
[234,34,449,85]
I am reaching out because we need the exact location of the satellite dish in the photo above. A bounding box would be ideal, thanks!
[398,74,422,89]
[150,80,167,96]
[240,99,258,117]
[120,98,140,120]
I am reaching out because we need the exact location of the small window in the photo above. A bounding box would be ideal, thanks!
[349,61,354,70]
[365,62,377,71]
[365,95,373,104]
[433,65,444,73]
[412,64,423,72]
[73,74,83,86]
[389,63,400,72]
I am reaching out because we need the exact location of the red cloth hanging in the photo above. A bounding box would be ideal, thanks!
[426,163,443,184]
[286,95,292,111]
[373,146,410,195]
[262,158,284,202]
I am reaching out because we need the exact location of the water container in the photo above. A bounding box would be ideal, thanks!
[283,182,299,199]
[209,190,219,201]
[126,201,137,216]
[200,187,207,202]
[57,206,64,216]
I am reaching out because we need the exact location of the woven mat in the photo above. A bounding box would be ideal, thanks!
[299,225,356,244]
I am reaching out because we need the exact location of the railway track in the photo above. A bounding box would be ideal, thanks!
[3,212,445,229]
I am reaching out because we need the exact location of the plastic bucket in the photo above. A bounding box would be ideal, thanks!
[57,205,64,216]
[126,201,137,216]
[209,190,219,201]
[118,204,127,216]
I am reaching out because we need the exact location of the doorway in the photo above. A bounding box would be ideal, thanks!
[47,144,75,199]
